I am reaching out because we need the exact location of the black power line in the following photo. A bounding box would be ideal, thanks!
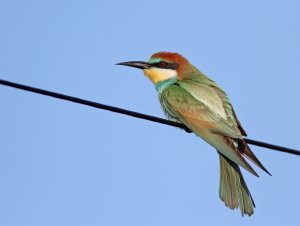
[1,78,299,156]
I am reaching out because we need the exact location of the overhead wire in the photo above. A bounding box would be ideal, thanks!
[1,78,299,156]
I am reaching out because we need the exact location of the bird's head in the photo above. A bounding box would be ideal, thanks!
[117,52,194,84]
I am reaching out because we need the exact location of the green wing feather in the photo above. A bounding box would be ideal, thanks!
[177,78,270,175]
[161,83,242,139]
[160,84,257,176]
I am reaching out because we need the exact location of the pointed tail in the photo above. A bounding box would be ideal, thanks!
[219,153,255,216]
[238,139,271,176]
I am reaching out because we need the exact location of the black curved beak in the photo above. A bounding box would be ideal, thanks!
[116,61,151,70]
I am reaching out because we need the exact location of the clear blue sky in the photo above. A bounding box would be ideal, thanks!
[1,0,300,225]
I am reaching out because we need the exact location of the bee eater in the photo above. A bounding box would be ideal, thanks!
[117,52,270,216]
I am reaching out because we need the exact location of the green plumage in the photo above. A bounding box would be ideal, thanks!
[158,73,257,216]
[155,64,269,216]
[219,154,255,216]
[118,52,270,216]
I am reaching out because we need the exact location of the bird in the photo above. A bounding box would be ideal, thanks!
[117,52,270,216]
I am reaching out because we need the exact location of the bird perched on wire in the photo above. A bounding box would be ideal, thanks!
[117,52,270,216]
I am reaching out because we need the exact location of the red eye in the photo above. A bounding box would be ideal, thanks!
[159,61,167,67]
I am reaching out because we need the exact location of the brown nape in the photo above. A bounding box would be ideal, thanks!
[151,51,189,65]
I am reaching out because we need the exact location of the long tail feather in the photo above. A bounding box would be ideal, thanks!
[237,139,271,176]
[219,153,255,216]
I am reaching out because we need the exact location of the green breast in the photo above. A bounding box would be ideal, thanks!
[155,77,181,122]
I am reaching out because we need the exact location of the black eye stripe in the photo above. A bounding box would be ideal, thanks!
[151,61,179,70]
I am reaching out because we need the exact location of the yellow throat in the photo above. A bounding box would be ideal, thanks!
[143,67,177,83]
